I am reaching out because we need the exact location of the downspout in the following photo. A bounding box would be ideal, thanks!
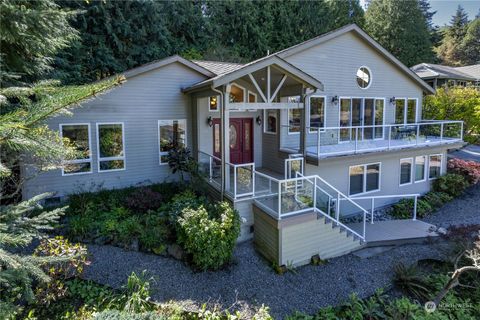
[211,85,225,200]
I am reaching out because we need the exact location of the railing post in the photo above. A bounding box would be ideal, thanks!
[355,127,358,153]
[209,156,213,181]
[317,128,321,157]
[416,124,420,145]
[313,176,317,210]
[460,122,464,140]
[388,126,391,150]
[363,210,367,240]
[233,165,237,199]
[335,194,340,225]
[252,163,256,196]
[278,181,282,219]
[440,123,444,141]
[413,195,418,221]
[370,198,375,224]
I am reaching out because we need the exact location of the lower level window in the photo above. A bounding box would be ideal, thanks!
[97,123,125,171]
[415,156,426,182]
[429,154,442,179]
[60,124,92,175]
[349,163,381,195]
[400,158,413,185]
[159,119,186,164]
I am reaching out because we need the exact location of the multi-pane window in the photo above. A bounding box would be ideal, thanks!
[400,158,413,185]
[288,108,301,134]
[429,154,442,179]
[264,109,277,134]
[349,163,381,195]
[415,156,426,182]
[97,123,125,172]
[229,84,245,102]
[158,119,186,164]
[309,96,325,133]
[60,124,92,175]
[395,98,417,124]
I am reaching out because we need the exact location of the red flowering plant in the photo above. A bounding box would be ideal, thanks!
[447,158,480,185]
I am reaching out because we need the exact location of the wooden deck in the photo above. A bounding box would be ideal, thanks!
[347,219,439,246]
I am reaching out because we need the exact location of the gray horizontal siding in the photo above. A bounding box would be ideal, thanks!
[23,62,207,199]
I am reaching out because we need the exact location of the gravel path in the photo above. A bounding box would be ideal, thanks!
[83,184,480,319]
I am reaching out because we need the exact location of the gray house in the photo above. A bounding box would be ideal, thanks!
[411,63,479,89]
[24,24,464,266]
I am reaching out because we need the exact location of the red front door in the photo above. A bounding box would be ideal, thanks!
[213,118,253,164]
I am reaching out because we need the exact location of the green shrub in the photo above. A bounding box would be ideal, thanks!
[176,202,240,271]
[124,187,164,213]
[432,173,469,197]
[391,198,433,219]
[93,310,170,320]
[33,236,88,306]
[422,191,453,209]
[162,190,206,224]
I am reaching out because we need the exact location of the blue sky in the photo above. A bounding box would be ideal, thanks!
[430,0,479,26]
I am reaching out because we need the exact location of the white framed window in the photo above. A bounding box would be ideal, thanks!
[264,109,277,134]
[356,66,372,89]
[399,158,413,186]
[429,154,442,180]
[158,119,187,164]
[60,123,92,176]
[309,95,326,133]
[415,155,427,182]
[229,83,245,103]
[96,122,125,172]
[349,162,381,196]
[288,108,301,134]
[395,98,418,124]
[208,96,219,112]
[248,91,257,103]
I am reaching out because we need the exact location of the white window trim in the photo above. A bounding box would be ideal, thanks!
[229,82,246,103]
[264,109,277,135]
[247,90,257,103]
[348,162,382,196]
[308,95,327,134]
[59,123,92,176]
[394,98,418,125]
[399,157,414,186]
[337,97,386,143]
[414,155,427,183]
[96,122,126,173]
[287,108,301,135]
[428,153,443,180]
[357,66,372,90]
[208,96,219,112]
[158,119,187,165]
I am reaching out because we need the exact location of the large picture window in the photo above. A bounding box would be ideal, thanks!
[349,163,381,195]
[264,109,277,134]
[309,96,326,133]
[159,119,186,164]
[97,123,125,172]
[395,98,417,124]
[60,124,92,175]
[429,154,442,179]
[400,158,413,185]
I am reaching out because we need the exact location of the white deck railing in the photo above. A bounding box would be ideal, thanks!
[280,120,464,157]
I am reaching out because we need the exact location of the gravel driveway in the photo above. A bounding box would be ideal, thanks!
[83,184,480,319]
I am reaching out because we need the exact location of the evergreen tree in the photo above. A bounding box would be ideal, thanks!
[436,5,470,66]
[365,0,434,66]
[460,18,480,65]
[327,0,365,29]
[0,0,78,86]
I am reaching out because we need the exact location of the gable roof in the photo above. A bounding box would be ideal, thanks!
[455,65,480,80]
[411,63,476,81]
[121,55,215,79]
[183,55,324,93]
[275,24,435,94]
[192,60,245,76]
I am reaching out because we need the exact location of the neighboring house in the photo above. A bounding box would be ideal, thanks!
[411,63,480,89]
[23,24,465,266]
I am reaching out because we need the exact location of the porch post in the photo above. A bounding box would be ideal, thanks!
[222,85,231,197]
[300,85,307,156]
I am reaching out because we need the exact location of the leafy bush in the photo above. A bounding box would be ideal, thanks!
[432,173,469,197]
[447,158,480,185]
[391,198,433,219]
[422,191,453,209]
[176,202,240,271]
[124,187,164,213]
[34,236,89,305]
[162,190,206,224]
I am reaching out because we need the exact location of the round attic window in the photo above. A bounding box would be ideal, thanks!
[356,66,371,89]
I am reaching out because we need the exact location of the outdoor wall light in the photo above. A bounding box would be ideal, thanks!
[207,116,213,127]
[389,96,396,105]
[331,95,339,104]
[256,115,262,126]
